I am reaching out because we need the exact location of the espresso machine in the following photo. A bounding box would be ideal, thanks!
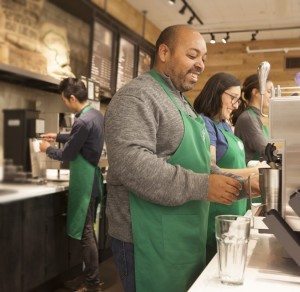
[3,109,46,181]
[255,62,300,266]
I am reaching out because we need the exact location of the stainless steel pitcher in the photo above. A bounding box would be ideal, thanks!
[249,168,282,216]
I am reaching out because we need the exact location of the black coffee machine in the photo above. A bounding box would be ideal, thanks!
[3,109,45,174]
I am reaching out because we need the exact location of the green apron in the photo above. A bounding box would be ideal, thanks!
[67,105,104,240]
[206,124,247,263]
[247,108,270,207]
[129,69,211,292]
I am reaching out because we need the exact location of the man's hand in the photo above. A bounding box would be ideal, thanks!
[207,174,241,205]
[40,133,57,142]
[39,140,51,152]
[245,173,260,198]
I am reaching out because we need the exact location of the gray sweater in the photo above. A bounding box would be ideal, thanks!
[234,107,268,163]
[105,72,240,243]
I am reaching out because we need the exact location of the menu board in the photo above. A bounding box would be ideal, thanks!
[116,37,135,91]
[90,22,113,98]
[138,50,152,76]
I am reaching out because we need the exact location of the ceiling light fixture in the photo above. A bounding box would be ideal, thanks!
[179,3,187,14]
[187,14,195,25]
[176,0,204,25]
[168,0,176,5]
[200,26,300,43]
[251,30,259,41]
[221,32,230,43]
[210,33,216,44]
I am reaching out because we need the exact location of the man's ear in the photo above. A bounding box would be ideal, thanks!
[157,44,170,63]
[70,95,77,103]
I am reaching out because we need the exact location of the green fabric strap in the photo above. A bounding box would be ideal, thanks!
[206,124,247,263]
[248,108,270,160]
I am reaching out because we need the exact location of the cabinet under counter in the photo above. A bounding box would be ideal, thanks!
[0,189,83,292]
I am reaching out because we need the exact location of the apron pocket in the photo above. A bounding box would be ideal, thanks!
[162,214,203,265]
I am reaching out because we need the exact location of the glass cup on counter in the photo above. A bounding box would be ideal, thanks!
[215,215,251,285]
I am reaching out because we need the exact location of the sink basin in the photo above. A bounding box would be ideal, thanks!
[0,189,18,195]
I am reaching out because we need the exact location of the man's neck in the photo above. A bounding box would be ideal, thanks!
[76,101,89,113]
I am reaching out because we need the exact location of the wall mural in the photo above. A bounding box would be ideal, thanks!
[0,0,75,79]
[40,22,75,79]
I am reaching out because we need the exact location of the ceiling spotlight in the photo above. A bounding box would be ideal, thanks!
[179,4,187,15]
[221,32,230,44]
[187,14,195,25]
[251,30,259,41]
[210,33,216,44]
[168,0,176,5]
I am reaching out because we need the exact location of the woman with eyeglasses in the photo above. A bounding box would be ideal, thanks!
[194,72,262,264]
[231,74,274,163]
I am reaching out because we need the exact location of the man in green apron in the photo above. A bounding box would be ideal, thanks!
[40,78,105,292]
[105,25,245,292]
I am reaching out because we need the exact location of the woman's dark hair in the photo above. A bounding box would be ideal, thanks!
[231,74,262,125]
[194,72,240,119]
[58,77,88,103]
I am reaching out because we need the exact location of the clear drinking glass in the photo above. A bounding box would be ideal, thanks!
[215,215,251,285]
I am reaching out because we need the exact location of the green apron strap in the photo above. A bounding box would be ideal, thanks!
[149,69,198,116]
[248,108,270,160]
[206,123,247,263]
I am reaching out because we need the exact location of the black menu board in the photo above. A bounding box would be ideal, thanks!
[116,37,135,91]
[91,22,113,98]
[138,50,152,76]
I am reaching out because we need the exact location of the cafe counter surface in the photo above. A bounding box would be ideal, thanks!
[189,229,300,292]
[0,181,69,204]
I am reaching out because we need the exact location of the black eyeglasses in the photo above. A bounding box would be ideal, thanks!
[224,91,241,105]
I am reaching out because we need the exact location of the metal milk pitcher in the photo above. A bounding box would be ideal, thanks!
[249,168,282,216]
[259,168,282,214]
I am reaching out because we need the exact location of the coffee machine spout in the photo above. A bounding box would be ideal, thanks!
[257,61,270,117]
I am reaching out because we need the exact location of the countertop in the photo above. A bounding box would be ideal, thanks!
[0,181,69,204]
[189,229,300,291]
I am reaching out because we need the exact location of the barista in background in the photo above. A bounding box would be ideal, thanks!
[194,72,262,263]
[40,78,105,292]
[232,74,274,163]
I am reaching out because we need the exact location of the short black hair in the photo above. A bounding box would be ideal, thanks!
[58,77,87,103]
[194,72,240,119]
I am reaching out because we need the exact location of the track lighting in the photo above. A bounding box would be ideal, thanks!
[221,32,230,43]
[251,30,259,41]
[210,33,216,44]
[171,1,204,25]
[187,14,195,25]
[202,26,299,43]
[179,4,187,15]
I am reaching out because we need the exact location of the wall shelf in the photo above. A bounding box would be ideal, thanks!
[0,63,60,93]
